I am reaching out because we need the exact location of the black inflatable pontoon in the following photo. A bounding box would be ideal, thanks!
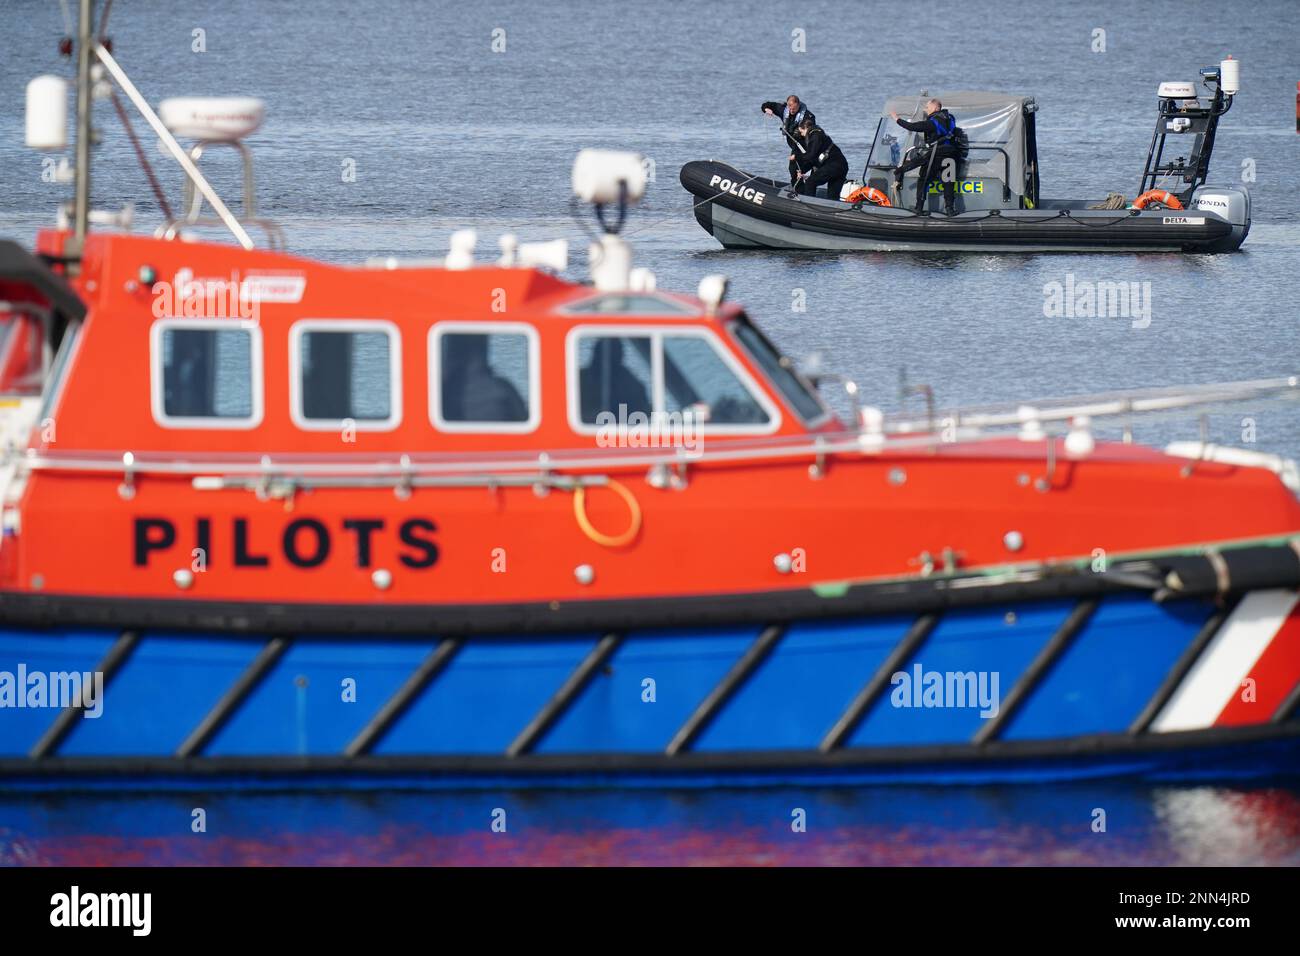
[681,65,1250,253]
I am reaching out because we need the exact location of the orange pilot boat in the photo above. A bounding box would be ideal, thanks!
[2,12,1300,790]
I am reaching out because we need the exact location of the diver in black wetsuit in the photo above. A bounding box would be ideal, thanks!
[761,95,814,186]
[889,98,960,215]
[792,116,848,201]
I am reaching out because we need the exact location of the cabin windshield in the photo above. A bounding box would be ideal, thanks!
[731,320,827,425]
[571,327,777,431]
[0,314,45,396]
[662,335,768,424]
[37,319,80,423]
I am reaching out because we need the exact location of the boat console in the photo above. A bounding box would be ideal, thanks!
[862,92,1039,213]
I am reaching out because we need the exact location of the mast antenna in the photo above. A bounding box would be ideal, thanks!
[70,0,95,257]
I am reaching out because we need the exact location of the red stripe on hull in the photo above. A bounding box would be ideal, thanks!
[1215,608,1300,726]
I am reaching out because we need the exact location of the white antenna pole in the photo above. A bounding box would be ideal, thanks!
[94,42,256,251]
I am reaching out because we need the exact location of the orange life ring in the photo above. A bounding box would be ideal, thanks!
[845,185,892,207]
[1132,189,1184,210]
[573,479,642,548]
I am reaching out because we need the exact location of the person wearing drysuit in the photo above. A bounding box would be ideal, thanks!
[761,95,814,186]
[889,98,960,215]
[791,115,848,201]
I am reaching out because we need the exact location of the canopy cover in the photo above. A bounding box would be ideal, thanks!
[871,91,1034,195]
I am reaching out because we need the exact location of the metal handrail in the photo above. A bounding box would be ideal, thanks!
[890,376,1300,433]
[963,145,1013,200]
[156,141,287,250]
[8,376,1298,484]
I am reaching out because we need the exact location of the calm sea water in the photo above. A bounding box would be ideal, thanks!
[3,784,1300,866]
[2,0,1299,865]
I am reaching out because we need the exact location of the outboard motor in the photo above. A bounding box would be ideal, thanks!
[1189,184,1251,250]
[1190,185,1250,226]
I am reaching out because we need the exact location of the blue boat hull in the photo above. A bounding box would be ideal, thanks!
[3,586,1298,789]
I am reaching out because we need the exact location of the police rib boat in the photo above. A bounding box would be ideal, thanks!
[681,60,1250,253]
[2,19,1299,790]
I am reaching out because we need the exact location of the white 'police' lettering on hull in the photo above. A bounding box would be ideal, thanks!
[708,174,766,206]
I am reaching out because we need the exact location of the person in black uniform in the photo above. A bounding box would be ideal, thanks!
[761,95,814,186]
[441,335,529,423]
[579,338,651,423]
[889,98,960,215]
[792,115,848,200]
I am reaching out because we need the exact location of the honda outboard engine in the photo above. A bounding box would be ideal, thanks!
[1189,184,1251,250]
[1190,185,1250,226]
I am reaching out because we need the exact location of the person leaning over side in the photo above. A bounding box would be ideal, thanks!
[762,94,814,186]
[791,115,848,201]
[889,98,960,216]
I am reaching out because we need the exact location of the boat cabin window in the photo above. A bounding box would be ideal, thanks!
[731,320,828,424]
[574,334,654,424]
[429,322,539,433]
[568,327,779,433]
[290,320,401,431]
[150,319,263,429]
